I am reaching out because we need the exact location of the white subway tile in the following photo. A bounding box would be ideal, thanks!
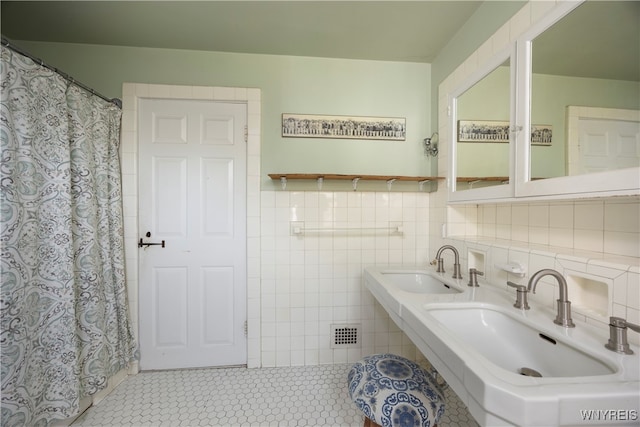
[575,201,604,230]
[605,201,639,233]
[574,229,604,253]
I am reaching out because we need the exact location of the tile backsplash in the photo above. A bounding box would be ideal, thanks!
[482,198,639,257]
[434,197,640,346]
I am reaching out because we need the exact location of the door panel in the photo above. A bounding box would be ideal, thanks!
[152,113,187,144]
[201,115,235,145]
[201,158,234,236]
[154,267,188,347]
[139,98,247,370]
[574,118,640,174]
[202,267,234,345]
[154,157,187,236]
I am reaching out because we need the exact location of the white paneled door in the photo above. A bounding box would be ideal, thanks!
[573,118,640,175]
[138,99,247,370]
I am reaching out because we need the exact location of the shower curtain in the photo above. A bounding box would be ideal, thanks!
[1,46,138,426]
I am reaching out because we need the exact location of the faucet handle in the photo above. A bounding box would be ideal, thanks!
[507,281,526,291]
[611,317,640,333]
[605,317,640,355]
[507,281,530,310]
[467,268,483,287]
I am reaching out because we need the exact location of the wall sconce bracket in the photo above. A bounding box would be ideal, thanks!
[423,132,439,157]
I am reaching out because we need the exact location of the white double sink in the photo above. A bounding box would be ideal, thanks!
[363,266,640,426]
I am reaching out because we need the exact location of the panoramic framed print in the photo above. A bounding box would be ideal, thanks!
[458,120,509,143]
[282,113,406,141]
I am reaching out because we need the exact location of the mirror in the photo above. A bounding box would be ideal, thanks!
[457,58,511,185]
[528,0,640,180]
[450,50,514,201]
[448,0,639,202]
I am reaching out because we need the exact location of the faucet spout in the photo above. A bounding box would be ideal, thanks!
[528,269,575,328]
[434,245,462,279]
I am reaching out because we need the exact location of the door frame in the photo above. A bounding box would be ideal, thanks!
[121,83,262,372]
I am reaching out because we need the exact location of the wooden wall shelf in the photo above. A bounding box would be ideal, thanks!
[456,177,509,182]
[268,173,443,182]
[268,174,541,190]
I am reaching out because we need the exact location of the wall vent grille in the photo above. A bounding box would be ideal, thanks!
[330,324,361,348]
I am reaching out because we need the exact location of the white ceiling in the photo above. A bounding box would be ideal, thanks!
[1,1,483,63]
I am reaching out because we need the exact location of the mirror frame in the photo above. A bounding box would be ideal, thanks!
[448,46,516,203]
[515,0,640,199]
[447,0,640,204]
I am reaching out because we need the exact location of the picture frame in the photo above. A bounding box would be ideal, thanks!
[282,113,406,141]
[531,124,553,146]
[457,120,553,145]
[457,120,509,143]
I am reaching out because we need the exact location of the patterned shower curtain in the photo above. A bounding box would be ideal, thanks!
[1,47,138,426]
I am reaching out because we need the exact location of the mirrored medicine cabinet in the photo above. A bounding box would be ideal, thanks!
[449,0,640,203]
[449,48,515,202]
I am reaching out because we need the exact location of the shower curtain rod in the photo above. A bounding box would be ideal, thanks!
[1,36,122,109]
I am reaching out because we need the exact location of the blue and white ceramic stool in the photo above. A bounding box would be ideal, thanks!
[348,354,445,427]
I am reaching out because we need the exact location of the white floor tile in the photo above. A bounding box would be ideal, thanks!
[73,364,477,427]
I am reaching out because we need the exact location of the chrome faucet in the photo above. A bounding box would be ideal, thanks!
[434,245,462,279]
[527,269,575,328]
[605,317,640,355]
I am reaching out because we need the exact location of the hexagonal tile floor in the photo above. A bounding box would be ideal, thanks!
[72,364,478,426]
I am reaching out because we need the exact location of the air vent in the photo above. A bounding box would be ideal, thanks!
[330,324,361,349]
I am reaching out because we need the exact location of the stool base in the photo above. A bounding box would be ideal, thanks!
[363,417,381,427]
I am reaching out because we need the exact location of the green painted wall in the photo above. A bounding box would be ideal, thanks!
[530,73,640,177]
[15,41,432,189]
[430,1,526,129]
[456,65,511,178]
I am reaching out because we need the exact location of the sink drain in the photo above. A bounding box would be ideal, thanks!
[519,367,543,377]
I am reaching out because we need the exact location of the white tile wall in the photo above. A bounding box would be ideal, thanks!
[467,198,640,259]
[259,190,431,366]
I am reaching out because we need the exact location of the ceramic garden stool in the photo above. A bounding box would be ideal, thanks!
[348,353,445,427]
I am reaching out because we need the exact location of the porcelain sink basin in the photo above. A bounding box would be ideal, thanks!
[426,305,616,377]
[380,271,461,294]
[364,266,639,426]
